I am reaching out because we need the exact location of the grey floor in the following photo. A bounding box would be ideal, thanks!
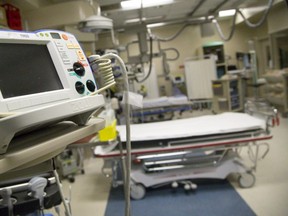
[47,111,288,216]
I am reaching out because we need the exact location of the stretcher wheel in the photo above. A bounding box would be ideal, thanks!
[67,175,75,183]
[130,184,146,200]
[238,172,255,188]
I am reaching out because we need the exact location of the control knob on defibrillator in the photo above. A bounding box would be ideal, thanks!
[73,62,85,76]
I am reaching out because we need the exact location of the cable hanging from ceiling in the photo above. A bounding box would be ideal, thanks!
[155,23,191,42]
[213,10,238,42]
[213,0,274,41]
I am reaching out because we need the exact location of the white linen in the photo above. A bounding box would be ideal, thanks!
[141,95,189,108]
[117,112,266,142]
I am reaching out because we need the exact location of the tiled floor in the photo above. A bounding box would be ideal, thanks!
[47,112,288,216]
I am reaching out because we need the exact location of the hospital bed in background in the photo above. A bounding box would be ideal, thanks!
[131,95,193,123]
[95,110,278,200]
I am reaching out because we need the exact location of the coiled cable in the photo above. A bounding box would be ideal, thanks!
[89,53,131,216]
[88,55,116,95]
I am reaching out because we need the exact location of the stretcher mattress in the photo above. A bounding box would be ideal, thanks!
[117,112,266,142]
[141,95,190,108]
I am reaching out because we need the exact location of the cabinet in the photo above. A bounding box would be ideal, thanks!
[203,43,226,78]
[212,78,243,113]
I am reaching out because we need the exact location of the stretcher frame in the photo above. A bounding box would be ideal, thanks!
[96,106,278,199]
[95,127,272,199]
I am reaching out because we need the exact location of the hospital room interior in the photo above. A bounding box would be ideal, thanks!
[0,0,288,215]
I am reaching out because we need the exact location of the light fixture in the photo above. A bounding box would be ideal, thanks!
[121,0,174,10]
[125,16,163,24]
[125,18,142,24]
[78,0,113,34]
[78,15,113,33]
[218,9,236,17]
[147,22,166,28]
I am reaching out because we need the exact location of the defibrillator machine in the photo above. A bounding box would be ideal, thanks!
[0,30,105,154]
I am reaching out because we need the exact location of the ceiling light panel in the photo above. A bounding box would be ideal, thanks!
[166,1,196,16]
[121,0,174,10]
[218,9,236,17]
[142,5,170,17]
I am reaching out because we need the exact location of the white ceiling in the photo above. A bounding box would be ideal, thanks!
[99,0,269,29]
[9,0,272,29]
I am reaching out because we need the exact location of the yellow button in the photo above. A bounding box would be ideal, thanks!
[66,43,74,49]
[76,50,86,61]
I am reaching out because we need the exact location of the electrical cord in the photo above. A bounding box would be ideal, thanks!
[53,168,72,216]
[156,23,191,42]
[213,0,274,41]
[93,53,131,216]
[161,48,180,61]
[213,11,237,42]
[237,0,274,28]
[89,55,116,95]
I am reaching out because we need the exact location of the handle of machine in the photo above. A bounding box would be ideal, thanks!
[28,177,48,215]
[0,188,14,216]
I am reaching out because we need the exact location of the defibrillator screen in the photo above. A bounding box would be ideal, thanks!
[0,43,63,98]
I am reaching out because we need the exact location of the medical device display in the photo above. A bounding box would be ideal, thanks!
[0,30,105,154]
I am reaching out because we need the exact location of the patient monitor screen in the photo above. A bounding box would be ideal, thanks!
[0,43,63,98]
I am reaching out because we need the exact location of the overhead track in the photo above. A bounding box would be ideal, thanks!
[209,0,229,14]
[187,0,207,17]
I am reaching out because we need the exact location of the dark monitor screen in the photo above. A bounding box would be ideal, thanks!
[0,43,63,98]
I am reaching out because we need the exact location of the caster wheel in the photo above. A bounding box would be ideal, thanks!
[81,169,85,174]
[68,175,75,183]
[238,172,255,188]
[184,184,191,191]
[130,184,146,200]
[171,181,178,188]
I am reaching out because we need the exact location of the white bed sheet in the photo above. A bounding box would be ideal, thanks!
[141,95,189,108]
[117,112,266,142]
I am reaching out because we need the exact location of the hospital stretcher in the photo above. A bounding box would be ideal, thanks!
[131,95,193,123]
[94,112,278,199]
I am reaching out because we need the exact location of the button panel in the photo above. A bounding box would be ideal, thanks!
[36,30,97,96]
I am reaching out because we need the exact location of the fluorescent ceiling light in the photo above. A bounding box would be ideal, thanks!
[121,0,173,10]
[125,16,163,24]
[125,18,141,24]
[219,9,236,17]
[147,22,166,28]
